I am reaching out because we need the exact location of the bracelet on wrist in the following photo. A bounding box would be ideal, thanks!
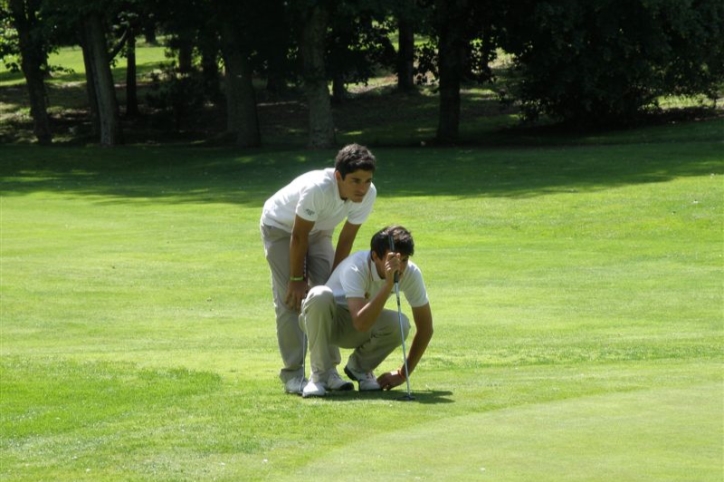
[290,276,305,282]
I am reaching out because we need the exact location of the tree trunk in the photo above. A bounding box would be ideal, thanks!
[300,4,335,149]
[332,74,346,104]
[143,18,157,45]
[199,33,222,104]
[397,11,415,91]
[177,33,194,74]
[264,0,289,96]
[82,12,122,146]
[435,0,468,144]
[219,17,261,147]
[79,38,100,136]
[125,28,139,117]
[9,0,52,145]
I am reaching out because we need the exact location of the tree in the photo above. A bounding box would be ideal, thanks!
[395,0,417,91]
[113,5,142,117]
[326,5,395,103]
[124,23,138,117]
[297,1,335,148]
[423,0,497,144]
[500,0,724,125]
[255,0,293,95]
[6,0,52,144]
[216,2,260,147]
[81,10,122,145]
[433,0,469,144]
[42,0,123,145]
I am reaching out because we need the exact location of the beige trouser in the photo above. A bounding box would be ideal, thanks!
[300,285,410,379]
[261,224,341,383]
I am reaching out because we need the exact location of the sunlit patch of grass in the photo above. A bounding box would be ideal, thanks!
[0,63,722,481]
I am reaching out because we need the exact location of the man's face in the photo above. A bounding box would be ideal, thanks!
[372,250,409,280]
[336,169,373,203]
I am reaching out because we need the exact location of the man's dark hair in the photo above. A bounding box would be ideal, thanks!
[335,143,376,179]
[371,225,415,259]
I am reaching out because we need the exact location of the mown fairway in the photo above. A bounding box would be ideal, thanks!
[1,123,722,480]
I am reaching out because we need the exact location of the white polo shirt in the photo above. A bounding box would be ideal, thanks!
[328,250,429,309]
[261,168,377,233]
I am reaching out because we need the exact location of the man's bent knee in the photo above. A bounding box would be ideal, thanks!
[300,286,335,332]
[303,285,334,308]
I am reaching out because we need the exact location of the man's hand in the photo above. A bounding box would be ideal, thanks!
[285,280,308,312]
[384,252,401,283]
[377,370,405,391]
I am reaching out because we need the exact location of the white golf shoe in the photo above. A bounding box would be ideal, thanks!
[344,365,381,391]
[325,370,354,391]
[302,369,354,398]
[284,376,307,395]
[302,379,326,398]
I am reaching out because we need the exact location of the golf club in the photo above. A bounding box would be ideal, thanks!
[300,262,308,395]
[388,233,414,401]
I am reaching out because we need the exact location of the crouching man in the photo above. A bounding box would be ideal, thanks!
[300,225,434,397]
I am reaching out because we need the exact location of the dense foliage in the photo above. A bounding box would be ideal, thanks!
[1,0,722,145]
[500,0,724,125]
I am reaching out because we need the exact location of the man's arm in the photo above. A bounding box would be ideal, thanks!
[346,251,400,332]
[347,289,391,333]
[286,215,315,312]
[377,303,434,390]
[332,221,361,271]
[403,303,434,374]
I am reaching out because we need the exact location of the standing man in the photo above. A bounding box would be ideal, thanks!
[300,225,434,398]
[260,144,377,395]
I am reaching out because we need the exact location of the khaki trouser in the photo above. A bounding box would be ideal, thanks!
[300,285,410,379]
[261,224,340,383]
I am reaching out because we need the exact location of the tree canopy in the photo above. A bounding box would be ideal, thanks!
[499,0,724,126]
[2,0,722,146]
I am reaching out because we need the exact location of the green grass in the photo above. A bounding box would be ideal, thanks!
[1,112,723,479]
[0,41,171,87]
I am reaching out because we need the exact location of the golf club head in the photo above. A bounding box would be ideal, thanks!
[398,393,415,401]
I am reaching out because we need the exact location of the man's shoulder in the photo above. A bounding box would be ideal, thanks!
[409,260,424,275]
[342,250,369,267]
[298,168,336,194]
[335,251,370,276]
[296,167,329,183]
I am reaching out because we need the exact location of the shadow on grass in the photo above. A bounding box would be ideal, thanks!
[311,389,455,405]
[1,130,721,205]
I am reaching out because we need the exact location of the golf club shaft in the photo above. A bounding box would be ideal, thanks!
[388,233,412,397]
[394,280,412,397]
[301,260,308,393]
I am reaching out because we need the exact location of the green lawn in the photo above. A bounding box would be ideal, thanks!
[1,120,722,481]
[0,41,171,87]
